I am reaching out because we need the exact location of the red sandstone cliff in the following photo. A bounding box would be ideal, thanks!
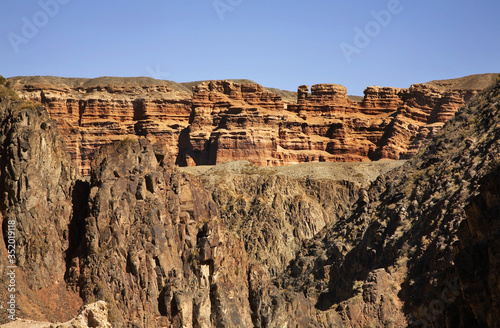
[8,76,192,176]
[183,75,494,165]
[8,74,497,175]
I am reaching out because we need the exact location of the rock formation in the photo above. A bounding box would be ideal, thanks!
[8,74,497,175]
[178,76,492,166]
[1,75,500,327]
[0,80,403,326]
[0,301,111,328]
[7,76,192,176]
[0,84,255,326]
[180,160,404,280]
[70,138,254,327]
[244,77,500,327]
[0,87,82,322]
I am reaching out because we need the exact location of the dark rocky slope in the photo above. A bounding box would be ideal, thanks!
[246,78,500,327]
[0,84,83,322]
[70,138,254,327]
[180,160,404,281]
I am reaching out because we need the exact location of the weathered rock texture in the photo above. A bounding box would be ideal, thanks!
[8,74,497,175]
[180,160,404,281]
[243,77,500,327]
[167,75,496,166]
[0,81,404,327]
[0,85,253,327]
[2,76,500,328]
[0,301,111,328]
[8,76,192,176]
[0,87,82,322]
[69,138,254,327]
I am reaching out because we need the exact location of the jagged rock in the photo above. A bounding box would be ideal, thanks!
[51,301,111,328]
[0,96,77,274]
[248,77,500,327]
[70,138,253,327]
[0,94,82,322]
[0,100,77,289]
[181,160,397,279]
[453,167,500,326]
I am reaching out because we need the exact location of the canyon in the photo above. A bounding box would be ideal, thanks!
[7,74,497,175]
[1,73,500,327]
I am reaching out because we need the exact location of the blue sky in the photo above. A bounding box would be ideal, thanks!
[1,0,499,95]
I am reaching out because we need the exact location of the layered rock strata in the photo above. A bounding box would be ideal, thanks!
[8,76,192,176]
[2,77,500,327]
[245,77,500,327]
[8,74,496,175]
[181,79,486,166]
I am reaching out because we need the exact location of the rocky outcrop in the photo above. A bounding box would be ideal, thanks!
[245,77,500,327]
[9,74,497,175]
[53,301,111,328]
[182,80,285,166]
[8,76,192,176]
[0,89,83,323]
[453,165,500,326]
[0,102,77,289]
[361,86,404,114]
[69,138,253,327]
[0,301,111,328]
[180,160,404,279]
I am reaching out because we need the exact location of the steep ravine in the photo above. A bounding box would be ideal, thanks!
[180,160,404,280]
[0,82,405,327]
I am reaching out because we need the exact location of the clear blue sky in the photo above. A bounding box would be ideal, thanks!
[1,0,499,95]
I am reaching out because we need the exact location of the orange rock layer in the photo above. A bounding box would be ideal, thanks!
[9,75,489,175]
[181,80,479,166]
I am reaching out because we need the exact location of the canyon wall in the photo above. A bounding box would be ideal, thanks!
[0,93,83,322]
[1,76,500,327]
[8,74,496,175]
[181,77,486,166]
[8,76,192,176]
[0,86,254,326]
[245,78,500,327]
